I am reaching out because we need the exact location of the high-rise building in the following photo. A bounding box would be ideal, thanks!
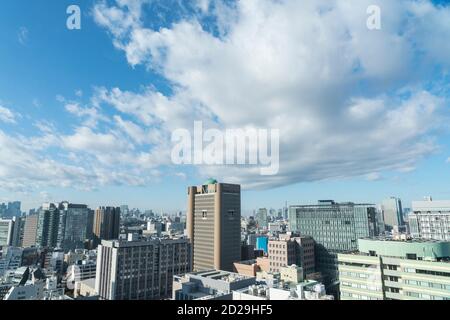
[289,200,379,291]
[409,198,450,241]
[93,207,120,246]
[338,238,450,300]
[36,203,60,248]
[0,203,7,219]
[22,214,39,248]
[58,202,90,251]
[95,235,191,300]
[120,205,129,216]
[0,217,22,247]
[0,219,14,246]
[380,197,404,231]
[4,202,21,219]
[256,208,268,229]
[10,216,24,247]
[187,179,241,272]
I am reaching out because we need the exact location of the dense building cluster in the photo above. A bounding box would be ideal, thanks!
[0,183,449,300]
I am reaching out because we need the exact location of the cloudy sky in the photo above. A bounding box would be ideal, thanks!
[0,0,449,213]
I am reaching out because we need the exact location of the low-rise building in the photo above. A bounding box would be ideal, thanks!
[173,270,256,300]
[74,278,97,299]
[232,280,334,300]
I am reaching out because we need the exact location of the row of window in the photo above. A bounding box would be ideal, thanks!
[201,210,236,218]
[405,268,450,278]
[339,271,371,279]
[341,281,382,291]
[405,291,450,300]
[404,280,450,290]
[341,292,381,300]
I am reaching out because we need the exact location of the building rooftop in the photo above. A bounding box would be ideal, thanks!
[189,270,254,283]
[341,237,450,261]
[360,236,450,244]
[204,178,218,185]
[234,259,257,266]
[290,201,375,208]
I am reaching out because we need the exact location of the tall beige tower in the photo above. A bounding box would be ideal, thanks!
[187,179,241,272]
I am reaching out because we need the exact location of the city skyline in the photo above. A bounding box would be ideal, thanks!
[1,0,450,213]
[0,186,444,215]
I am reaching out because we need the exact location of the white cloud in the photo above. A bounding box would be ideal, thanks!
[2,0,449,193]
[90,0,449,189]
[195,0,210,14]
[17,27,28,45]
[0,106,18,124]
[65,102,109,127]
[366,172,382,181]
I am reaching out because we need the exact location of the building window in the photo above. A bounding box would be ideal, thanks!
[202,210,207,219]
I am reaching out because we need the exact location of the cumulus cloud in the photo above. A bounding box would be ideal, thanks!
[1,0,449,193]
[65,102,109,127]
[90,0,449,189]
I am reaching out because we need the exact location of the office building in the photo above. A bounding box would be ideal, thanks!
[95,235,191,300]
[247,233,257,247]
[268,235,315,274]
[256,208,268,229]
[409,198,450,241]
[187,179,241,272]
[0,218,22,247]
[173,270,256,300]
[338,238,450,300]
[381,197,404,231]
[36,203,61,248]
[22,214,39,248]
[66,260,97,291]
[0,219,14,246]
[2,202,21,219]
[0,203,6,219]
[93,207,120,246]
[256,236,268,254]
[58,202,90,251]
[289,200,379,289]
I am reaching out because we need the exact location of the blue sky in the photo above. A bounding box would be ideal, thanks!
[0,0,449,214]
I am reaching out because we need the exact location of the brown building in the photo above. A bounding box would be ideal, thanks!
[22,214,39,247]
[187,179,241,272]
[268,235,315,274]
[256,257,270,273]
[93,207,120,246]
[233,260,259,277]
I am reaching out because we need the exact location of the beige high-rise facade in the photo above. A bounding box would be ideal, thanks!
[22,214,39,247]
[187,179,241,272]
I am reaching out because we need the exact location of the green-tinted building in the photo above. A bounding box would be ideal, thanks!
[36,203,60,248]
[338,238,450,300]
[289,200,379,291]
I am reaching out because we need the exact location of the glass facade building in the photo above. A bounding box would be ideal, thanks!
[289,200,379,291]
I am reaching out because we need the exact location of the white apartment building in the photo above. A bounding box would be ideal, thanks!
[409,198,450,241]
